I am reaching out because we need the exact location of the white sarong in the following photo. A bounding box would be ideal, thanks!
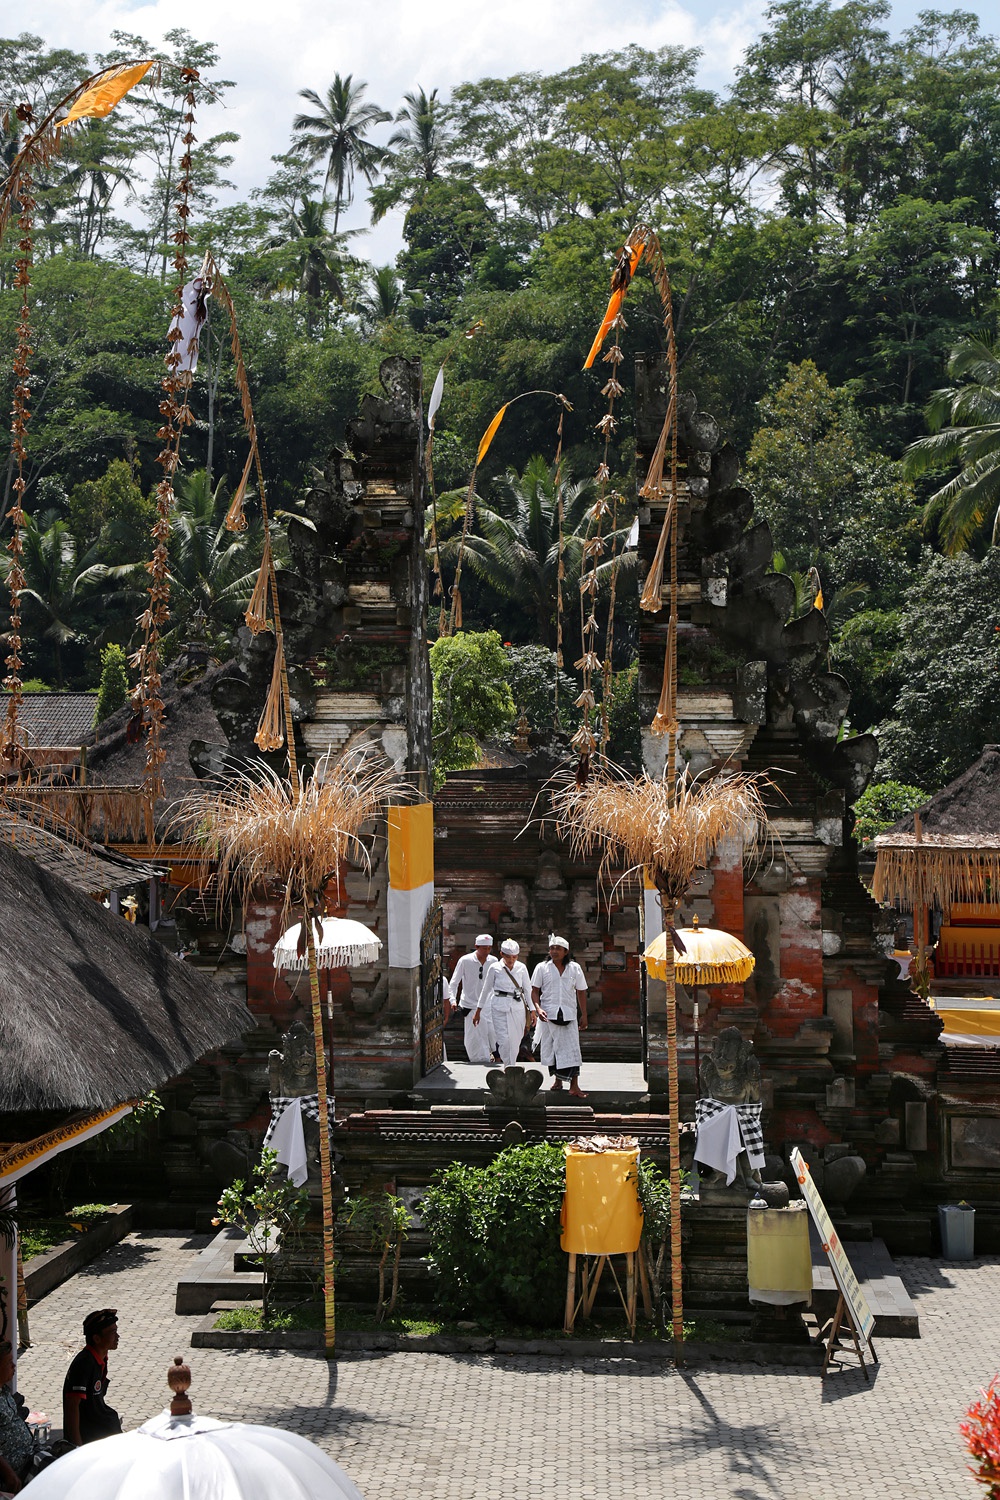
[536,1015,582,1073]
[490,996,527,1066]
[462,1005,494,1065]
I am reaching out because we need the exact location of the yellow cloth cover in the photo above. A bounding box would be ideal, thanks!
[561,1147,642,1255]
[937,1007,1000,1037]
[747,1207,812,1294]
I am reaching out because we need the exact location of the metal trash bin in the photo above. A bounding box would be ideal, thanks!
[939,1202,975,1259]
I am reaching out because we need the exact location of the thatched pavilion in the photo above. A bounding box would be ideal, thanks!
[0,832,252,1347]
[873,744,1000,987]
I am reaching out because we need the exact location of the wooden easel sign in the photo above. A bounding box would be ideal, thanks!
[789,1147,878,1380]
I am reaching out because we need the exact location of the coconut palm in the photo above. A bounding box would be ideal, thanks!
[269,198,351,331]
[371,86,449,222]
[436,455,637,649]
[0,511,104,686]
[356,264,404,329]
[60,117,133,257]
[903,337,1000,554]
[293,75,392,231]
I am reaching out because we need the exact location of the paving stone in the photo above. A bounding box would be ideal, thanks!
[14,1232,992,1499]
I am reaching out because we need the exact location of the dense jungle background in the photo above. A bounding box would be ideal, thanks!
[2,1,1000,812]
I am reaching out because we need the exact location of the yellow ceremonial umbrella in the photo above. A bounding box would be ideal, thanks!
[643,913,756,985]
[643,914,755,1082]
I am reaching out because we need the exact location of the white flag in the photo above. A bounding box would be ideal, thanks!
[427,365,445,431]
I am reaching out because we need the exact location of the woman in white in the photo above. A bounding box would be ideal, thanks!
[530,935,588,1096]
[449,935,498,1064]
[476,939,533,1066]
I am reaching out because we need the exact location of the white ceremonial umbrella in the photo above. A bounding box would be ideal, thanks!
[273,916,381,973]
[27,1410,365,1500]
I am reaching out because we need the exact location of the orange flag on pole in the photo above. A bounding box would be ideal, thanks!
[56,61,155,130]
[476,403,510,465]
[583,239,646,369]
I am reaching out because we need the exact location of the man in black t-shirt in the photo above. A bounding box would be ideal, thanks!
[62,1309,123,1445]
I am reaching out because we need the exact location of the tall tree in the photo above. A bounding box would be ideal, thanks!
[903,337,1000,554]
[370,86,449,222]
[293,75,391,231]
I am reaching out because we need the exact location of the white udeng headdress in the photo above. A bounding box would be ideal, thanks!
[548,934,569,950]
[500,939,520,956]
[474,934,493,947]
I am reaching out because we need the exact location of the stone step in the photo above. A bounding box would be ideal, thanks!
[174,1226,263,1315]
[810,1233,919,1337]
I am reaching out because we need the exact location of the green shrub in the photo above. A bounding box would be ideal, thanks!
[94,644,130,726]
[421,1144,566,1326]
[853,780,927,848]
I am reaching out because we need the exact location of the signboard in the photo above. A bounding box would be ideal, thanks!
[790,1147,875,1343]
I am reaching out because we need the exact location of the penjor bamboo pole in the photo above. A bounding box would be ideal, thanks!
[305,910,336,1353]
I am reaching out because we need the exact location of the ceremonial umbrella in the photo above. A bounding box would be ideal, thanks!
[273,916,382,973]
[643,914,756,1081]
[643,914,755,986]
[27,1361,364,1500]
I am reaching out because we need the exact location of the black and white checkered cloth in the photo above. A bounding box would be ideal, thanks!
[263,1093,333,1149]
[695,1097,764,1164]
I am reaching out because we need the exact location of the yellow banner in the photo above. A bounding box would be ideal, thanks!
[57,61,154,130]
[387,803,434,891]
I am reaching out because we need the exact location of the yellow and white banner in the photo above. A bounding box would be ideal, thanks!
[387,803,434,968]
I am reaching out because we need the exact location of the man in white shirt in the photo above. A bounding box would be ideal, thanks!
[531,935,588,1097]
[449,935,499,1065]
[476,938,533,1066]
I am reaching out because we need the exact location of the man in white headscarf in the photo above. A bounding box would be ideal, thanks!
[477,939,533,1066]
[448,935,499,1065]
[531,935,588,1097]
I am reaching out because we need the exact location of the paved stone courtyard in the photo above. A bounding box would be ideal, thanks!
[15,1232,996,1498]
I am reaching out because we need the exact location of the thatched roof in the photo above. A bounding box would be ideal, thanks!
[0,835,252,1112]
[877,745,1000,848]
[873,746,1000,908]
[0,816,159,895]
[0,693,95,747]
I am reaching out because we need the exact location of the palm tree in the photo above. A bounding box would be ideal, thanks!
[0,511,104,686]
[269,199,351,331]
[60,118,133,257]
[436,456,637,649]
[100,473,266,658]
[371,87,448,223]
[356,264,403,329]
[293,75,392,231]
[903,337,1000,554]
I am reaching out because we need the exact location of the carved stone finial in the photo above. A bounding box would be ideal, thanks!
[486,1065,543,1108]
[168,1355,192,1416]
[513,711,530,754]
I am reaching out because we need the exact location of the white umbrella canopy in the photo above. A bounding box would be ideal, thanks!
[28,1410,366,1500]
[273,916,381,973]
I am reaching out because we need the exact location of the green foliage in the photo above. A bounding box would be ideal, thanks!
[853,781,928,848]
[429,630,516,784]
[605,660,641,765]
[421,1144,567,1325]
[66,1203,113,1226]
[17,1220,67,1262]
[341,1191,410,1322]
[503,644,577,736]
[832,609,903,732]
[875,550,1000,789]
[94,643,130,726]
[214,1148,309,1328]
[213,1304,321,1332]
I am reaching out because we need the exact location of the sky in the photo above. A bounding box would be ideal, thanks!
[22,0,1000,261]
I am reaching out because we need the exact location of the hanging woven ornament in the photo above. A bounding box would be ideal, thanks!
[255,632,287,752]
[244,531,273,635]
[224,444,254,533]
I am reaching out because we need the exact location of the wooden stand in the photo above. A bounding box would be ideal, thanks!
[819,1293,878,1381]
[563,1251,650,1338]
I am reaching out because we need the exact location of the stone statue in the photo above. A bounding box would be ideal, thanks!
[268,1020,321,1178]
[700,1026,761,1105]
[698,1027,763,1194]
